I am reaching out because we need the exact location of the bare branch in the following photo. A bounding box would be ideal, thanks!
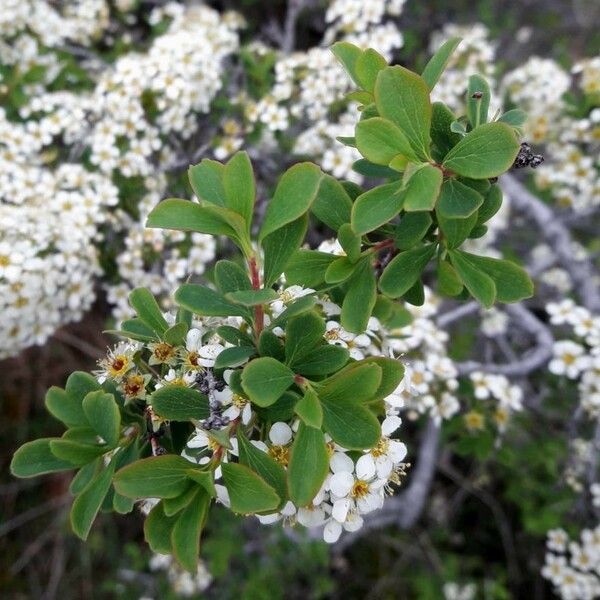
[503,174,600,312]
[455,303,553,376]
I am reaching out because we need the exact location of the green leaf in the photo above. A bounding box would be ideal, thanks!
[214,260,251,294]
[268,295,318,329]
[355,357,405,399]
[477,184,503,224]
[311,175,353,231]
[214,346,256,370]
[294,389,323,428]
[45,386,87,428]
[82,391,121,448]
[185,469,217,498]
[259,163,323,241]
[325,256,358,284]
[321,399,381,450]
[442,122,520,179]
[237,430,288,509]
[352,181,404,235]
[353,159,399,179]
[437,210,478,249]
[129,288,169,336]
[258,329,285,361]
[467,74,490,128]
[285,250,336,288]
[175,284,248,317]
[49,440,107,466]
[151,386,209,421]
[285,311,325,365]
[146,199,248,244]
[262,214,308,287]
[163,322,188,346]
[288,423,329,506]
[66,372,101,403]
[437,179,483,218]
[498,109,527,128]
[341,260,377,334]
[404,279,425,305]
[70,462,115,540]
[216,325,254,347]
[437,260,464,296]
[421,36,462,90]
[11,439,74,478]
[70,460,99,495]
[450,251,533,302]
[355,117,417,165]
[331,41,362,86]
[319,363,382,404]
[431,102,462,161]
[394,212,432,250]
[223,151,255,227]
[448,250,496,307]
[172,489,210,572]
[379,244,437,298]
[188,159,226,206]
[226,289,278,306]
[374,66,432,160]
[292,345,350,377]
[117,318,157,342]
[222,463,280,514]
[355,48,387,92]
[144,502,177,554]
[241,357,295,407]
[403,164,443,212]
[338,223,361,263]
[114,455,194,499]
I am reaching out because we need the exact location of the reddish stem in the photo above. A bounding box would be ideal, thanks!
[373,238,395,252]
[249,257,264,339]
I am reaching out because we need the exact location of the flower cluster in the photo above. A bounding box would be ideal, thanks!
[542,527,600,599]
[502,57,600,212]
[547,300,600,420]
[93,289,410,545]
[0,3,238,355]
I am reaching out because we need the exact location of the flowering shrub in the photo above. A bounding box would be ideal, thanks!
[10,40,535,572]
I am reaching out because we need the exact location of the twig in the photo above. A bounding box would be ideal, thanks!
[503,174,600,312]
[455,303,553,377]
[282,0,312,53]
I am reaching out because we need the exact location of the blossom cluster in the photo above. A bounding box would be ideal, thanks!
[547,299,600,420]
[542,527,600,599]
[0,3,238,356]
[502,57,600,212]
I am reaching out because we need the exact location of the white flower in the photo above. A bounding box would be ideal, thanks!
[328,454,387,523]
[549,341,590,379]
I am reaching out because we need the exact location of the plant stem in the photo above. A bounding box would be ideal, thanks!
[249,256,264,340]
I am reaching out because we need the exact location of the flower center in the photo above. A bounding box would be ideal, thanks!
[110,355,129,376]
[153,342,175,362]
[351,480,370,499]
[371,438,389,458]
[232,394,247,409]
[123,374,145,397]
[268,445,290,467]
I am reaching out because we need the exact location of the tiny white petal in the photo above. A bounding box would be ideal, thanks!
[269,422,293,445]
[332,498,351,522]
[381,415,402,436]
[356,454,376,480]
[329,471,354,497]
[330,451,354,474]
[323,520,343,543]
